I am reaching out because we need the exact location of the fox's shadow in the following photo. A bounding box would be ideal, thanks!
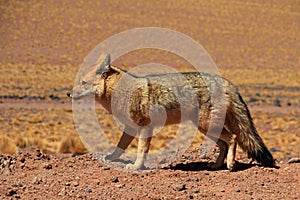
[165,161,256,172]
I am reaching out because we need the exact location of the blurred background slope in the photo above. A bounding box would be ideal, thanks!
[0,0,299,157]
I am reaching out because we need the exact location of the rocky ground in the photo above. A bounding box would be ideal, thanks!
[0,148,299,200]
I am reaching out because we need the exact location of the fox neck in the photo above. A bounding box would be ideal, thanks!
[96,66,134,112]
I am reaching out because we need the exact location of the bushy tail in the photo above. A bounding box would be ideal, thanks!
[228,93,275,167]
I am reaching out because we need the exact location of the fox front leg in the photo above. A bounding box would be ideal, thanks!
[126,126,153,170]
[105,126,136,161]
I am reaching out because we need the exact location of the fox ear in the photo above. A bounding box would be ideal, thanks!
[96,54,111,74]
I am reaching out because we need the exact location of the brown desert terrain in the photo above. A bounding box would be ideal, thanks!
[0,0,299,199]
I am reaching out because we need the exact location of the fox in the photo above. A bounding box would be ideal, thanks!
[67,54,275,171]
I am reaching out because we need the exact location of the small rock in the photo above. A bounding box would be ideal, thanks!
[288,157,300,164]
[2,166,11,175]
[71,153,77,157]
[114,184,125,188]
[32,177,40,185]
[44,163,52,170]
[193,189,200,193]
[35,149,42,157]
[103,167,110,170]
[72,181,79,187]
[65,182,71,186]
[6,189,17,196]
[20,163,26,169]
[221,189,225,192]
[20,157,26,163]
[269,148,283,153]
[112,177,119,183]
[248,97,258,103]
[86,188,92,193]
[187,177,199,182]
[58,191,65,196]
[273,98,281,107]
[12,183,23,188]
[173,183,186,191]
[236,189,241,192]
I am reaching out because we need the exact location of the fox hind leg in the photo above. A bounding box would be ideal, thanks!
[208,137,228,170]
[209,128,237,171]
[205,128,237,171]
[226,134,237,171]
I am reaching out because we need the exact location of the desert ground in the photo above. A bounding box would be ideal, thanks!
[0,0,299,199]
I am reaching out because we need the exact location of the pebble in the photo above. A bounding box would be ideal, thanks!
[35,149,42,157]
[288,157,300,164]
[20,157,26,163]
[44,163,52,170]
[139,174,144,178]
[12,183,23,188]
[86,188,92,193]
[193,189,200,193]
[72,181,79,187]
[173,183,186,191]
[187,177,199,182]
[112,177,119,183]
[248,97,258,103]
[114,184,125,188]
[6,189,17,196]
[32,177,40,185]
[273,98,281,107]
[20,163,26,169]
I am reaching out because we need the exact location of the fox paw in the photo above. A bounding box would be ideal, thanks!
[207,162,223,170]
[125,163,145,170]
[227,161,236,172]
[104,154,119,162]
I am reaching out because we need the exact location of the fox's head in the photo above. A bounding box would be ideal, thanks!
[67,54,112,99]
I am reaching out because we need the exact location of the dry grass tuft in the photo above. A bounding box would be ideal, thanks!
[14,136,47,153]
[0,136,18,154]
[58,135,88,154]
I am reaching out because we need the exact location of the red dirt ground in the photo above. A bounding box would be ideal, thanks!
[0,147,299,200]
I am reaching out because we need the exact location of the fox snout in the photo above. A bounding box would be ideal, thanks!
[66,86,94,100]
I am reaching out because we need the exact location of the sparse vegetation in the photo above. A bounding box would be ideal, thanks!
[0,136,18,154]
[58,135,88,154]
[0,0,298,159]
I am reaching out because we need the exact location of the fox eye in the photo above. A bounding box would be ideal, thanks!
[102,72,108,79]
[81,80,87,85]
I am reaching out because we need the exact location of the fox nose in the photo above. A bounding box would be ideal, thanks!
[66,92,71,97]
